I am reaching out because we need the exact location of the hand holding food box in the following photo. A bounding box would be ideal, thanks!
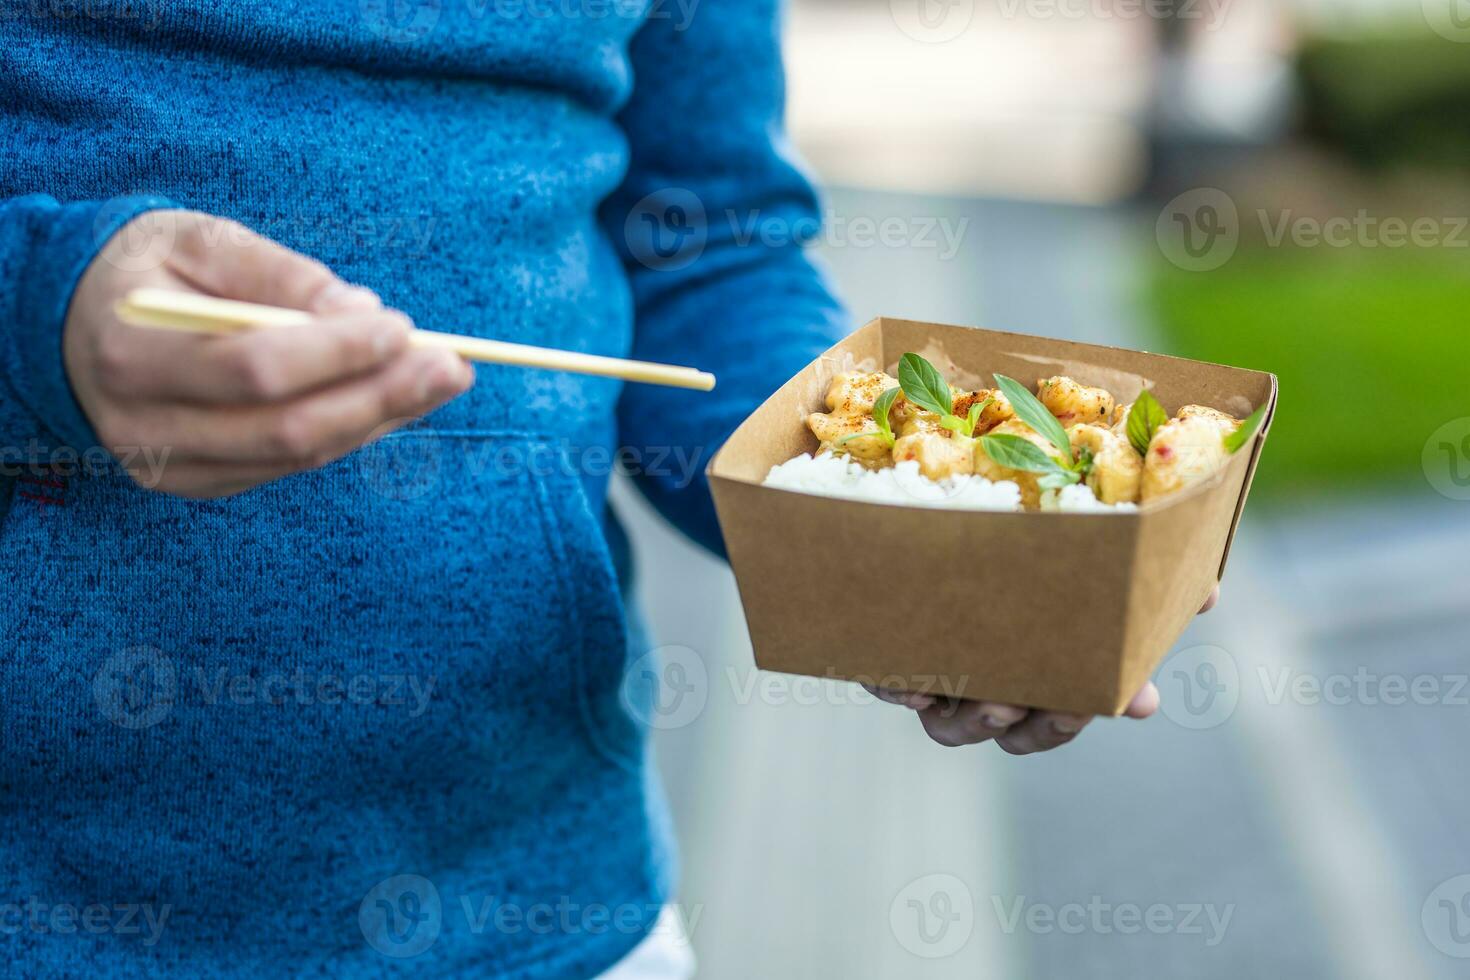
[708,317,1276,716]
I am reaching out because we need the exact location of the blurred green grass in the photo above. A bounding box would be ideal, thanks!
[1149,245,1467,497]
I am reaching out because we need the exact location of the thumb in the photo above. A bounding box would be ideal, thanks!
[166,213,379,315]
[1124,681,1160,719]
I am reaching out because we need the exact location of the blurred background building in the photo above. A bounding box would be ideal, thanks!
[611,0,1469,975]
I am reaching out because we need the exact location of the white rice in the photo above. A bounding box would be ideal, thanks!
[761,452,1137,513]
[1043,483,1139,514]
[762,452,1019,510]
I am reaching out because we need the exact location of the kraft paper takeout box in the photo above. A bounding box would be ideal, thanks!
[707,317,1277,716]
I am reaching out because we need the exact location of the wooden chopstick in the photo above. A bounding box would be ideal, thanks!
[113,287,717,392]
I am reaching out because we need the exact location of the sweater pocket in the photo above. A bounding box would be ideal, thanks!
[0,429,645,867]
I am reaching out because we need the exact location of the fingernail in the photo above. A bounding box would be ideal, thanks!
[1050,718,1083,735]
[980,704,1027,728]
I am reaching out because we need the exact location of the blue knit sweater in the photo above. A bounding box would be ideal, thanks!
[0,3,846,975]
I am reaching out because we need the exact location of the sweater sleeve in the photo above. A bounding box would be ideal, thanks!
[0,194,174,448]
[600,0,849,557]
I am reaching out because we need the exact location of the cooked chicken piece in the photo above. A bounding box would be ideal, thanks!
[951,389,1015,434]
[1177,404,1240,432]
[974,419,1061,509]
[806,371,904,468]
[1066,424,1141,504]
[1110,401,1131,437]
[805,412,892,468]
[822,371,900,415]
[892,431,974,482]
[895,399,945,438]
[1037,376,1115,428]
[1140,416,1232,501]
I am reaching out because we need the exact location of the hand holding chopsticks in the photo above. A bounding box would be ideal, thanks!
[115,288,716,392]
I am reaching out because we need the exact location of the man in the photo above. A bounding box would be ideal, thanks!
[0,1,1183,974]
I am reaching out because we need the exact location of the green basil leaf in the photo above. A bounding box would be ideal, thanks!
[993,374,1072,460]
[938,415,968,434]
[1126,390,1169,457]
[980,433,1068,474]
[966,398,992,436]
[1037,470,1081,491]
[872,386,901,445]
[1223,405,1267,454]
[898,353,954,418]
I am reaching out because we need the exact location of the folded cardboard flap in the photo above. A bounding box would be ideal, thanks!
[708,318,1277,716]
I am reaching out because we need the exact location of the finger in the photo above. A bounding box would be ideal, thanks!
[995,710,1092,756]
[166,215,346,312]
[863,684,937,711]
[1199,585,1220,614]
[917,699,1027,747]
[130,348,472,464]
[1123,681,1160,720]
[104,309,414,405]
